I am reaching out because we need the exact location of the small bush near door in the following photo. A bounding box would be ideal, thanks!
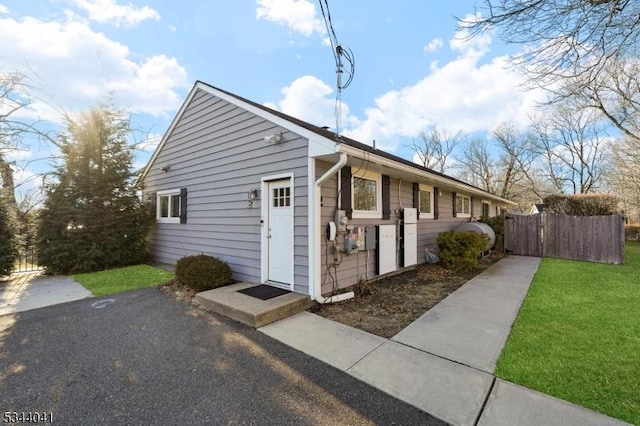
[437,231,489,270]
[175,254,232,292]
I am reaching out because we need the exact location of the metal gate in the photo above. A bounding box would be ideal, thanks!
[14,243,41,273]
[504,214,543,257]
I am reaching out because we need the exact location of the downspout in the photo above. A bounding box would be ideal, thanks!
[311,152,354,304]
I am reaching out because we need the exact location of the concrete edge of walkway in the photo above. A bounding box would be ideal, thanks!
[259,311,387,371]
[258,256,629,426]
[0,274,92,316]
[478,379,631,426]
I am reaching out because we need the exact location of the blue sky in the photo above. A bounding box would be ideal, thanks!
[0,0,545,196]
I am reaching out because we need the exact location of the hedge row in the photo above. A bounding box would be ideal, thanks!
[543,194,618,216]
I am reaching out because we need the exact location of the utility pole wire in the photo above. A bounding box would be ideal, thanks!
[318,0,354,138]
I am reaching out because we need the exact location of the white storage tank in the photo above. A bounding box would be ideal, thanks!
[454,222,496,251]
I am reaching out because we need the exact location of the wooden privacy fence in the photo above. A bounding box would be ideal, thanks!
[505,214,625,264]
[505,214,543,257]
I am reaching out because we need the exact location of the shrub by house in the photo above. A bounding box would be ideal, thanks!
[175,254,232,292]
[437,231,489,270]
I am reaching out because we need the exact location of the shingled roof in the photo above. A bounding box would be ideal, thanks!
[139,80,515,205]
[198,81,510,200]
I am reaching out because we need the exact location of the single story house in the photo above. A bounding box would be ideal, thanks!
[529,203,545,214]
[139,80,515,303]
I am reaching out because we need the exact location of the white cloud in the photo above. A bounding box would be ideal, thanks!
[252,17,546,156]
[69,0,160,27]
[13,166,39,188]
[105,55,188,116]
[344,29,545,151]
[135,132,162,153]
[256,0,325,36]
[424,37,443,53]
[4,149,33,162]
[450,13,492,59]
[0,13,188,121]
[267,75,353,131]
[0,4,9,15]
[132,132,162,170]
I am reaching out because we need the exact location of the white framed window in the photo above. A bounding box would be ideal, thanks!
[456,194,471,218]
[482,200,491,218]
[352,169,382,219]
[419,183,434,219]
[157,189,181,223]
[272,186,291,207]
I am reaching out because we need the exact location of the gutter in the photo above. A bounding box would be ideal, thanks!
[309,152,354,304]
[337,144,517,206]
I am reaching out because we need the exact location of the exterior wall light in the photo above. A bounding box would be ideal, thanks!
[247,188,261,208]
[264,132,283,144]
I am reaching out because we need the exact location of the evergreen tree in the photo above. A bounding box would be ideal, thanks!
[0,195,16,276]
[37,105,151,274]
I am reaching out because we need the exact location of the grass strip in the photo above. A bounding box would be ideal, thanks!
[496,242,640,424]
[73,264,174,297]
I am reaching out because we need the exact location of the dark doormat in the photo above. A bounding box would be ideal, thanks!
[238,285,291,300]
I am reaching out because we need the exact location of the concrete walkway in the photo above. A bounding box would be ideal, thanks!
[0,272,91,316]
[260,256,629,426]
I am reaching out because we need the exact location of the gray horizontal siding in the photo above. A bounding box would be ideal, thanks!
[143,88,309,294]
[318,160,509,294]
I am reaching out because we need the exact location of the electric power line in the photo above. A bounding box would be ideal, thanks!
[317,0,355,137]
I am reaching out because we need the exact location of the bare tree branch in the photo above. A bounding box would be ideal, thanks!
[529,101,608,194]
[461,1,640,141]
[409,126,464,173]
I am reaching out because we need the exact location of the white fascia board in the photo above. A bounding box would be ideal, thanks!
[308,136,339,157]
[338,144,516,206]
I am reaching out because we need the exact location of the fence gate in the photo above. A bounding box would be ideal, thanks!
[504,214,543,257]
[504,214,625,264]
[14,243,41,273]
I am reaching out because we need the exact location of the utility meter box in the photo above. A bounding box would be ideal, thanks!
[403,208,418,224]
[334,210,348,232]
[344,226,363,252]
[364,226,377,250]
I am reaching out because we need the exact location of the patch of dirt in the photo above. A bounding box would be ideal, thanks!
[160,279,197,304]
[311,253,503,338]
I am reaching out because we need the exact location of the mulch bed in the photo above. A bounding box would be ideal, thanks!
[159,279,197,304]
[311,253,503,338]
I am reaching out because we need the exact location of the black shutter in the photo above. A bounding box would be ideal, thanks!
[382,175,391,220]
[340,166,352,219]
[149,192,157,219]
[179,188,187,224]
[433,187,439,220]
[470,196,474,217]
[413,183,420,220]
[452,191,457,218]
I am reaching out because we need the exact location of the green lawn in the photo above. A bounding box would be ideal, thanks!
[496,242,640,424]
[73,265,174,297]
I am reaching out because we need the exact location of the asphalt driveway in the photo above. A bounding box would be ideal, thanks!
[0,288,443,425]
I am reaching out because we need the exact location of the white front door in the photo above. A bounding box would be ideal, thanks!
[266,179,293,288]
